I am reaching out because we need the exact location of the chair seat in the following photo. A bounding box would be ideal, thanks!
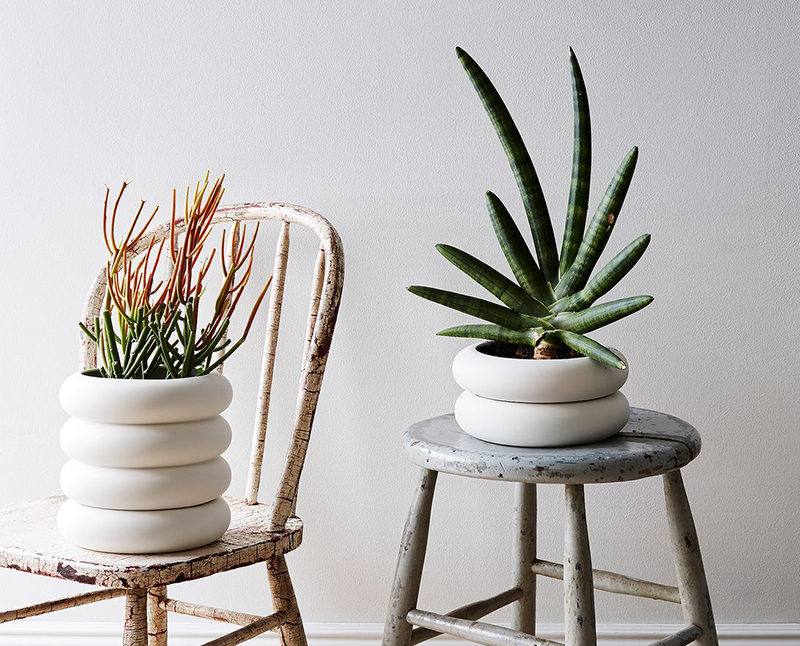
[403,407,701,484]
[0,495,302,589]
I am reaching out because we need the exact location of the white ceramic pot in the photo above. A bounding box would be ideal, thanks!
[60,371,232,424]
[60,416,232,468]
[451,342,631,447]
[57,371,234,553]
[452,342,628,403]
[57,498,231,554]
[60,457,231,510]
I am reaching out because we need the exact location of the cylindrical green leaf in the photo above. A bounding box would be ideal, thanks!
[553,234,651,312]
[556,147,638,298]
[549,329,625,369]
[437,324,541,346]
[457,47,559,285]
[436,243,550,317]
[408,285,536,330]
[486,192,554,304]
[550,295,653,334]
[559,48,591,278]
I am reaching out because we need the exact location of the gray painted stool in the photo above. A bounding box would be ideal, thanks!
[382,408,718,646]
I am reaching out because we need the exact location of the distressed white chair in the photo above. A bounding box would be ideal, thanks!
[0,203,344,646]
[383,410,718,646]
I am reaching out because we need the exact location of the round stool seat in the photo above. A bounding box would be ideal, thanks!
[403,408,701,484]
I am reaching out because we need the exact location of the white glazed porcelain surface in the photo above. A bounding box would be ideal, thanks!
[452,342,628,403]
[60,457,231,510]
[454,390,630,447]
[59,371,233,424]
[57,498,231,554]
[60,415,232,468]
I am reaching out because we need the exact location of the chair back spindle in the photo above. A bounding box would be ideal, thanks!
[245,220,290,504]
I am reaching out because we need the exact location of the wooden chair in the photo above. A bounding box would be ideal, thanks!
[0,203,344,646]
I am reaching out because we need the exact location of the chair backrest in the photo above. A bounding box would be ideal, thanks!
[79,202,344,531]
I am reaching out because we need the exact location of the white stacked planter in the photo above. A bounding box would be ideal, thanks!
[57,372,234,554]
[452,342,631,447]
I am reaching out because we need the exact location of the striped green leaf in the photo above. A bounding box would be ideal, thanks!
[559,48,591,278]
[486,191,554,304]
[437,324,541,346]
[457,47,559,284]
[408,285,535,330]
[548,329,625,369]
[549,295,653,334]
[436,244,550,317]
[552,234,651,312]
[556,146,639,298]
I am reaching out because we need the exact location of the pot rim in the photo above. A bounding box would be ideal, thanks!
[72,369,230,385]
[472,341,622,364]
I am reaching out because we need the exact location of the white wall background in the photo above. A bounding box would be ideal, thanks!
[0,0,798,630]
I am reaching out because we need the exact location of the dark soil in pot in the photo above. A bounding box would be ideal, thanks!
[476,341,580,360]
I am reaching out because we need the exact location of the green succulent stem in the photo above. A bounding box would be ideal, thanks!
[556,146,639,298]
[560,48,591,278]
[549,295,653,334]
[552,234,651,312]
[408,285,538,330]
[486,192,555,304]
[547,329,625,369]
[437,324,544,346]
[436,244,550,317]
[457,47,560,284]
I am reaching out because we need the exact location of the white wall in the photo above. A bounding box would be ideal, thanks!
[0,0,798,628]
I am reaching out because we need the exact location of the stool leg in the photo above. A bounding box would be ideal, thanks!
[564,484,596,646]
[383,468,438,646]
[663,470,719,646]
[512,483,537,634]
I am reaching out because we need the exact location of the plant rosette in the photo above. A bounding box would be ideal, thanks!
[57,370,233,554]
[409,48,653,446]
[452,342,630,447]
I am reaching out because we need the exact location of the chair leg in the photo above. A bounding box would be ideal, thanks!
[663,470,719,646]
[512,482,537,634]
[267,554,308,646]
[563,484,596,646]
[147,586,167,646]
[382,468,438,646]
[123,590,148,646]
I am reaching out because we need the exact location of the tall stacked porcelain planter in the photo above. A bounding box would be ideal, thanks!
[452,342,631,447]
[57,372,234,554]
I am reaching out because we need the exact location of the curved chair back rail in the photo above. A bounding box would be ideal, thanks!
[78,202,344,531]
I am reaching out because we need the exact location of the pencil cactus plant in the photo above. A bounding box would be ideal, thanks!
[409,48,653,369]
[79,173,271,378]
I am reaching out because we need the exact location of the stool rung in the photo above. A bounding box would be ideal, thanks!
[531,559,680,603]
[410,587,523,645]
[407,609,563,646]
[648,625,702,646]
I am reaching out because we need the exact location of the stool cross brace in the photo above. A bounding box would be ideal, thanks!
[383,468,718,646]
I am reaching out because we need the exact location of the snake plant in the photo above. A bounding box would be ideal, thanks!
[409,48,653,369]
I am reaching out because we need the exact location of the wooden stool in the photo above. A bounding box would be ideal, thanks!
[383,408,718,646]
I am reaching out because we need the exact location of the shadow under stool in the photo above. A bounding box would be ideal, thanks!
[382,408,718,646]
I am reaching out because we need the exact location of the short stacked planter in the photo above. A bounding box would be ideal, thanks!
[57,372,234,554]
[452,342,631,447]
